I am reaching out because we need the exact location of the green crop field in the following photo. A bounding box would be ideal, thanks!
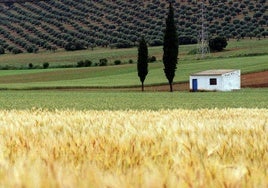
[0,39,267,110]
[0,39,267,90]
[0,55,267,89]
[0,39,267,68]
[0,89,267,110]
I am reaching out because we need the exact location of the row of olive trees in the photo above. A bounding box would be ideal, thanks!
[138,3,178,92]
[0,0,266,53]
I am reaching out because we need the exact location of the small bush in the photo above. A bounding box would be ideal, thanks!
[84,60,92,67]
[77,60,85,67]
[77,60,92,67]
[99,58,108,66]
[209,36,228,52]
[43,62,49,69]
[28,63,33,69]
[114,60,121,65]
[148,56,156,63]
[128,59,134,64]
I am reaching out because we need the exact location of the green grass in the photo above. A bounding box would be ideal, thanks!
[0,68,58,76]
[0,89,267,110]
[0,47,140,68]
[0,39,267,111]
[0,39,267,90]
[0,55,267,89]
[0,39,267,68]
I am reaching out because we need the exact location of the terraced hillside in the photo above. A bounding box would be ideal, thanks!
[0,0,267,53]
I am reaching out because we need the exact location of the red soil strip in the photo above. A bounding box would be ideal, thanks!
[142,71,268,91]
[241,71,268,88]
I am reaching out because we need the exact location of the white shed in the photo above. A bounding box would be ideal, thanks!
[189,69,241,91]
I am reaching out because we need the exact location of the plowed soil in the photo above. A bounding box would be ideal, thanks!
[140,71,268,91]
[241,71,268,88]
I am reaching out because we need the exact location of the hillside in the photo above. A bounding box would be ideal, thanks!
[0,0,267,53]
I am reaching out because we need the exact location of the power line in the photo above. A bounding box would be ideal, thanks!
[196,0,210,59]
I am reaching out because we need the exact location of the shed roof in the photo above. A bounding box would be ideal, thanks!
[191,69,238,76]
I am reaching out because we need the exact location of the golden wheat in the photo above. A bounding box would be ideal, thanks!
[0,108,267,188]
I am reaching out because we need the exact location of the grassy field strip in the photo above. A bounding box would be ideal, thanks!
[0,108,267,187]
[0,69,58,77]
[0,43,196,66]
[0,63,138,78]
[0,39,267,67]
[0,89,267,110]
[0,55,267,89]
[0,47,141,66]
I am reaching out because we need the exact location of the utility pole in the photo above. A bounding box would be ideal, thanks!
[197,0,210,59]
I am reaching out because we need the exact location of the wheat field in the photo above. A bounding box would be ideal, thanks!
[0,108,267,188]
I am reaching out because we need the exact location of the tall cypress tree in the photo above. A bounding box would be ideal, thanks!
[163,2,179,92]
[137,37,148,91]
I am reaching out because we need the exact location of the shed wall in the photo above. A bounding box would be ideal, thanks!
[189,70,241,91]
[190,75,223,91]
[221,70,241,91]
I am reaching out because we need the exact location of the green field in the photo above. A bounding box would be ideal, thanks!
[0,39,267,110]
[0,38,267,67]
[0,38,268,90]
[0,54,267,89]
[0,89,267,110]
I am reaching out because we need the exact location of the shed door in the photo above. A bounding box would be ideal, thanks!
[192,79,198,91]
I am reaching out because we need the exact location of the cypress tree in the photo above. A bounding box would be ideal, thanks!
[137,37,148,92]
[163,2,179,92]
